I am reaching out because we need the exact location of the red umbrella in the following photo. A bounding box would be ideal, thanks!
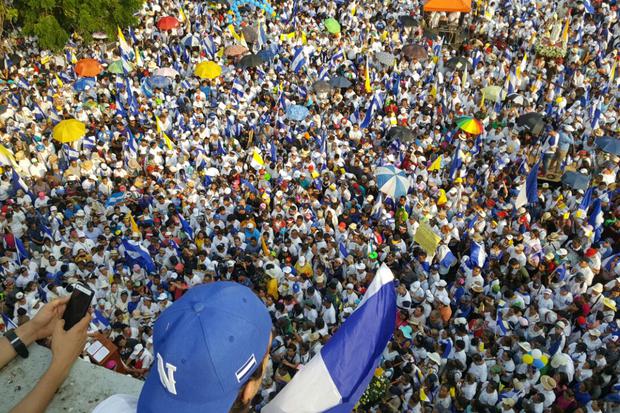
[157,16,180,31]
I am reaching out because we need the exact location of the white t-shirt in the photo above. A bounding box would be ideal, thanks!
[92,394,138,413]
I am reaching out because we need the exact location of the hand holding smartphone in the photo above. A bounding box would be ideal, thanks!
[62,283,94,331]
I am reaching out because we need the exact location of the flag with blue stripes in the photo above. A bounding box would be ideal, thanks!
[216,140,227,156]
[82,135,96,152]
[33,102,47,121]
[232,78,245,98]
[125,78,139,115]
[291,46,306,73]
[553,263,567,281]
[126,130,137,157]
[350,106,360,124]
[515,162,539,208]
[178,213,194,239]
[258,22,268,48]
[264,264,396,413]
[10,169,33,200]
[121,238,156,273]
[15,237,29,264]
[93,310,111,329]
[449,143,462,179]
[2,313,17,329]
[591,98,602,129]
[602,253,620,272]
[105,192,126,207]
[588,198,603,242]
[438,246,457,269]
[496,310,508,336]
[16,77,30,89]
[277,91,288,112]
[62,144,80,161]
[360,93,382,129]
[240,179,258,194]
[469,241,487,268]
[339,242,349,258]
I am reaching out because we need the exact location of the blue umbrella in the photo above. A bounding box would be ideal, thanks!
[596,137,620,156]
[149,75,171,88]
[286,104,310,121]
[257,48,276,62]
[561,171,590,190]
[73,77,96,91]
[375,165,410,199]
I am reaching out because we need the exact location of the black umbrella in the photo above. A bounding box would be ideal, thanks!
[516,112,545,134]
[561,171,590,190]
[241,26,258,44]
[444,57,470,70]
[237,54,264,69]
[386,126,415,142]
[399,15,417,27]
[329,76,352,89]
[313,80,333,93]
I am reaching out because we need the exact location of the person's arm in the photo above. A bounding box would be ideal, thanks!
[0,296,70,369]
[10,314,91,413]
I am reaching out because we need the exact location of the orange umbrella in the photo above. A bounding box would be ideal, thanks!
[75,58,103,77]
[423,0,471,13]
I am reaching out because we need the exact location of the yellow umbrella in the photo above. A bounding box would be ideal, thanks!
[53,119,86,143]
[194,61,222,79]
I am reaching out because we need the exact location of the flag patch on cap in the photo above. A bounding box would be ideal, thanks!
[235,354,257,383]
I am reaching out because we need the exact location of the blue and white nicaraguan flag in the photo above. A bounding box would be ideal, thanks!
[264,264,396,413]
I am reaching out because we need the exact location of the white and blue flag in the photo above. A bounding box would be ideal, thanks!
[588,198,604,242]
[291,46,306,73]
[264,264,396,413]
[105,192,126,207]
[232,78,245,98]
[360,93,382,129]
[437,245,457,269]
[121,238,156,273]
[178,213,194,239]
[469,241,487,268]
[515,162,539,208]
[15,237,30,264]
[582,0,594,14]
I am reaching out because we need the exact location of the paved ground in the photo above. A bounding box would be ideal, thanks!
[0,345,142,413]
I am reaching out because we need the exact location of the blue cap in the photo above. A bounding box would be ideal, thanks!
[138,282,272,413]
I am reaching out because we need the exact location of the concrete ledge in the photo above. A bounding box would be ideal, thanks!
[0,344,143,413]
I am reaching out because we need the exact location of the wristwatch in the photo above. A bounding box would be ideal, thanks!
[4,329,29,358]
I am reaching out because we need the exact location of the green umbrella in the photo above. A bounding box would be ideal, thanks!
[324,18,341,34]
[108,60,128,74]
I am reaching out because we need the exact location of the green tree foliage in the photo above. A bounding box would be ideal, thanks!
[14,0,143,51]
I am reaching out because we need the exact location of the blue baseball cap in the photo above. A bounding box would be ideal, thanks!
[137,282,272,413]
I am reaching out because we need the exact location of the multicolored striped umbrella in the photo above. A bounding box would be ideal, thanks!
[455,116,483,135]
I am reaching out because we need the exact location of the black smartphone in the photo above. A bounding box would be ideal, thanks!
[62,282,94,330]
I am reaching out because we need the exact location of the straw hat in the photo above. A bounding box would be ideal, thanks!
[540,375,556,391]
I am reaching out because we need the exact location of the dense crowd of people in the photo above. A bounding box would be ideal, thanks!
[0,0,619,411]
